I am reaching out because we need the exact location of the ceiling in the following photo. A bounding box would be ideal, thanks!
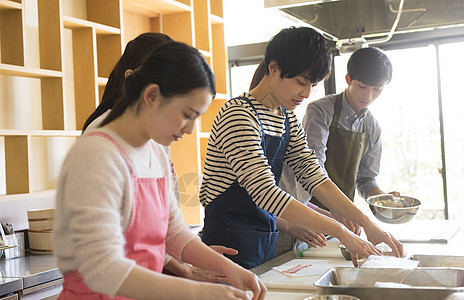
[265,0,464,49]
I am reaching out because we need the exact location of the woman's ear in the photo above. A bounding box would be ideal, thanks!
[124,69,134,78]
[143,84,160,108]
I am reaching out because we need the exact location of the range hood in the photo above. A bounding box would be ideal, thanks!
[265,0,464,51]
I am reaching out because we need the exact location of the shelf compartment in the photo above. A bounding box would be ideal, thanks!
[123,0,191,16]
[0,0,22,11]
[0,63,62,78]
[0,8,24,66]
[71,27,98,131]
[193,0,210,53]
[210,0,223,18]
[41,77,65,130]
[211,23,228,95]
[63,15,120,35]
[200,98,226,133]
[29,136,76,193]
[87,0,121,29]
[38,0,63,71]
[121,8,162,43]
[162,11,193,45]
[96,34,122,78]
[4,135,29,194]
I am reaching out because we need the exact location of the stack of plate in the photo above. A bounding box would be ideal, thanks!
[27,208,55,254]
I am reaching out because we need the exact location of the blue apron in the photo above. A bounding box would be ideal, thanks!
[201,97,291,269]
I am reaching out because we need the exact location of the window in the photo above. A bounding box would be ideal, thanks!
[335,44,464,220]
[439,42,464,220]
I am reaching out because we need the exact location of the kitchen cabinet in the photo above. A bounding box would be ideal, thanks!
[0,0,228,226]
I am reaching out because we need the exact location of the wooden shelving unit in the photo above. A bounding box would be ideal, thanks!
[0,0,228,226]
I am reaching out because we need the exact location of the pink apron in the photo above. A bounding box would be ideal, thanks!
[58,132,169,300]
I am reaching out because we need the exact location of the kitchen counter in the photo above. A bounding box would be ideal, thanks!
[250,219,464,296]
[251,249,301,276]
[0,254,62,296]
[0,278,22,298]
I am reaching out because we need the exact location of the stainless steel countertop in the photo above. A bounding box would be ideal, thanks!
[249,220,464,296]
[0,278,22,297]
[0,254,61,296]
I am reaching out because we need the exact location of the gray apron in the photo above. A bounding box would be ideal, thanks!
[310,92,369,210]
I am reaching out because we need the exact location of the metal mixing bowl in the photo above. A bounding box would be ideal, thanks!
[339,244,366,260]
[366,194,421,224]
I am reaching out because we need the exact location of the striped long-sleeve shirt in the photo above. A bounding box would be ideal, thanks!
[199,93,329,217]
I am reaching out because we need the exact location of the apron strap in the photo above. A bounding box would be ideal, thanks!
[329,92,344,132]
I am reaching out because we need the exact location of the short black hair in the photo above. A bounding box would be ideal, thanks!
[347,47,392,86]
[264,26,332,83]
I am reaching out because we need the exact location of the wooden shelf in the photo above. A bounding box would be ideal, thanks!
[198,132,210,138]
[97,77,108,86]
[123,0,191,16]
[0,0,21,11]
[200,98,226,133]
[1,0,227,227]
[0,129,81,137]
[210,0,223,18]
[63,16,120,35]
[210,14,223,24]
[198,49,211,57]
[215,93,228,100]
[0,63,62,78]
[0,190,56,202]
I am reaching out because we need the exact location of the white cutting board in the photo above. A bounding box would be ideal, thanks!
[299,237,345,258]
[246,290,316,300]
[258,258,353,290]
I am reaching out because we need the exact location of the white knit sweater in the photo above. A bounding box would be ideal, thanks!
[54,127,198,297]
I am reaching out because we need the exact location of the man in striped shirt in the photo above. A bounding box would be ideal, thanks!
[200,27,402,269]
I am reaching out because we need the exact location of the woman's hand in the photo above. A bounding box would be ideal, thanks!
[186,266,228,282]
[186,245,239,282]
[222,264,267,300]
[209,245,239,256]
[195,282,251,300]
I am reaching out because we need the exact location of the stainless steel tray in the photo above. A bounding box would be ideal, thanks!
[314,267,464,300]
[411,254,464,268]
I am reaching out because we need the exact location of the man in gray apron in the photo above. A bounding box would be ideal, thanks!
[304,47,399,210]
[276,47,399,255]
